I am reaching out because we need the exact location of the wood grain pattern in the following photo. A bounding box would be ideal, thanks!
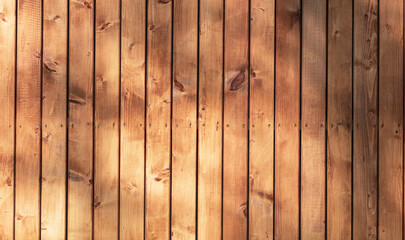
[301,0,326,238]
[41,0,67,238]
[171,0,198,238]
[145,0,172,238]
[378,0,403,238]
[197,0,223,238]
[15,0,42,239]
[68,0,94,238]
[0,0,16,239]
[249,0,275,238]
[223,0,249,238]
[274,0,300,238]
[327,0,352,238]
[353,0,378,239]
[120,0,145,238]
[94,0,120,238]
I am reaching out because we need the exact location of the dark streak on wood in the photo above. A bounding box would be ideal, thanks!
[174,79,185,92]
[229,72,246,91]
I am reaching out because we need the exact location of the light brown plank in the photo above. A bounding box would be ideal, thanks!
[41,0,67,238]
[171,0,198,238]
[327,0,352,238]
[378,0,403,238]
[68,0,94,238]
[94,0,120,238]
[145,0,172,238]
[0,0,16,238]
[223,0,249,238]
[15,0,42,239]
[274,0,300,238]
[353,0,378,239]
[301,0,326,239]
[197,0,223,238]
[120,0,145,238]
[249,0,275,238]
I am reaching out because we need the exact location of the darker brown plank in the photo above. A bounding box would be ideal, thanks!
[353,0,378,239]
[274,0,301,238]
[327,0,353,238]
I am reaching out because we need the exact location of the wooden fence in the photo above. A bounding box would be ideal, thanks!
[0,0,403,239]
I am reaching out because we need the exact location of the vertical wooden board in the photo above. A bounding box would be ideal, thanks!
[171,0,197,238]
[197,0,223,238]
[274,0,300,238]
[223,0,249,238]
[0,0,16,239]
[41,0,67,238]
[15,0,42,239]
[249,0,275,238]
[94,0,120,238]
[378,0,403,238]
[353,0,378,239]
[120,0,145,238]
[327,0,352,238]
[68,0,94,238]
[145,0,171,238]
[301,0,326,239]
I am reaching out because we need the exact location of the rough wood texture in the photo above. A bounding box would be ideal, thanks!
[327,0,352,238]
[378,0,403,239]
[301,0,326,238]
[0,0,16,239]
[197,0,223,238]
[41,0,67,238]
[171,0,198,238]
[94,0,120,238]
[275,0,300,238]
[68,0,94,238]
[249,0,275,238]
[353,0,378,239]
[15,0,42,239]
[145,0,172,238]
[223,0,249,238]
[120,0,145,238]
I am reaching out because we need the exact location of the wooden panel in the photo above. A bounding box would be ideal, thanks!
[15,0,42,239]
[145,0,172,238]
[171,0,198,238]
[94,0,120,238]
[41,0,67,238]
[379,0,403,238]
[120,0,145,238]
[223,0,249,238]
[353,0,378,239]
[68,0,94,238]
[249,0,275,238]
[197,0,223,238]
[301,0,326,238]
[327,0,352,238]
[0,0,16,239]
[274,0,300,238]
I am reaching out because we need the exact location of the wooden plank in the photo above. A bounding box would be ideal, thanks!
[301,0,326,238]
[274,0,300,238]
[0,0,16,238]
[249,0,275,238]
[378,0,403,238]
[197,0,223,238]
[327,0,352,238]
[94,0,120,238]
[120,0,145,238]
[171,0,198,238]
[353,0,378,239]
[68,0,94,238]
[145,0,172,238]
[41,0,67,238]
[15,0,42,239]
[223,0,249,238]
